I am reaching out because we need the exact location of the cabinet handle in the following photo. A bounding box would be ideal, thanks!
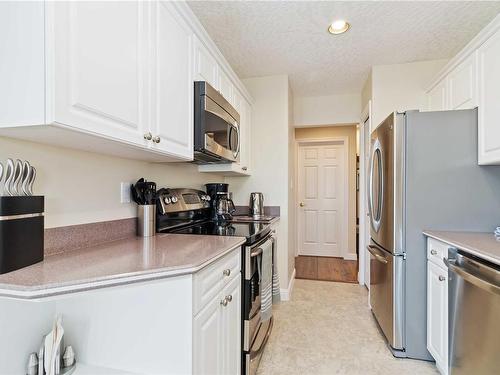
[439,275,446,281]
[153,136,161,144]
[430,249,437,255]
[242,166,248,171]
[143,132,152,141]
[223,269,231,277]
[226,295,233,303]
[220,298,228,307]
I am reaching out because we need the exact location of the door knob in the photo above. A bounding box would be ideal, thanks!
[299,202,305,207]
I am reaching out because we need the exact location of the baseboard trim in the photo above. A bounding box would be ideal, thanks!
[280,268,296,301]
[343,253,358,261]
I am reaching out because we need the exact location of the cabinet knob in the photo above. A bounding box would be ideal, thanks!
[143,132,152,141]
[242,166,248,171]
[220,298,228,307]
[226,295,233,303]
[439,275,446,281]
[430,249,437,255]
[223,269,231,277]
[299,202,305,207]
[153,136,161,144]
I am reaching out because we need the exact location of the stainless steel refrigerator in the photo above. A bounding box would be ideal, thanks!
[367,109,500,360]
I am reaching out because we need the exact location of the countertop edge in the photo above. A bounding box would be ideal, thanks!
[0,237,246,300]
[423,231,500,266]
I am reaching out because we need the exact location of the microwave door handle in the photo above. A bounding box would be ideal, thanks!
[229,124,240,158]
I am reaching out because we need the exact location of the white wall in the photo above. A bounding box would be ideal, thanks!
[371,59,448,127]
[226,75,292,290]
[0,137,222,228]
[294,93,361,126]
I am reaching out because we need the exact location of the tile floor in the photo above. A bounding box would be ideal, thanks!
[257,279,438,375]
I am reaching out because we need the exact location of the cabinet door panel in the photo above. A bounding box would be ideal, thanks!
[53,1,148,145]
[478,30,500,165]
[222,273,241,375]
[194,37,218,89]
[219,70,234,105]
[448,54,476,110]
[427,261,448,374]
[427,80,447,111]
[193,297,223,375]
[151,1,193,159]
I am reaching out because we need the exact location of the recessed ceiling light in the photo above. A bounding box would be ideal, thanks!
[328,20,350,35]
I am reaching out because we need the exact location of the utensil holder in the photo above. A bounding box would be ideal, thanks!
[137,205,156,237]
[0,196,44,274]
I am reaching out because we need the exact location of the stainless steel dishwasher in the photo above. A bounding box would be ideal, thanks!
[446,248,500,374]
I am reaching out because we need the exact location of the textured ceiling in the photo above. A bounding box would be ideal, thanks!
[188,1,500,96]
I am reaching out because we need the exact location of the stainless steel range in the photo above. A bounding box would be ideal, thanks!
[156,188,275,375]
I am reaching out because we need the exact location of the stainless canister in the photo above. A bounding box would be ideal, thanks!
[138,205,156,237]
[250,192,264,218]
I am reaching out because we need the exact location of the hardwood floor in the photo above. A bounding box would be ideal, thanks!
[295,255,357,283]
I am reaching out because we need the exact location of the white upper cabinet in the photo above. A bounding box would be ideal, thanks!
[51,1,149,147]
[0,1,252,164]
[427,80,447,111]
[219,69,234,106]
[426,14,500,165]
[478,28,500,165]
[193,37,219,90]
[150,1,194,159]
[448,53,477,110]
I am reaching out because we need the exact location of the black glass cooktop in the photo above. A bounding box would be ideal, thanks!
[169,220,271,245]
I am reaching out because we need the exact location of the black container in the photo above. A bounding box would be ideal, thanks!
[205,183,229,199]
[0,196,44,274]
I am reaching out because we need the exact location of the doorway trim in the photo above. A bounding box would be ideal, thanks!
[358,100,372,286]
[295,136,350,260]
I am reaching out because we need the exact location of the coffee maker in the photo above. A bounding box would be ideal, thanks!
[205,183,236,221]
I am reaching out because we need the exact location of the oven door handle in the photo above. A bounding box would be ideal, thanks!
[251,247,263,258]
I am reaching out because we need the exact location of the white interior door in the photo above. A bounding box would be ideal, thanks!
[297,142,346,257]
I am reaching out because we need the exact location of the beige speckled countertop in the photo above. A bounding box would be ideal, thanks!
[0,234,246,299]
[424,230,500,266]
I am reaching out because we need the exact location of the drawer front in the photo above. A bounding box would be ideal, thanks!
[427,238,449,269]
[193,248,241,316]
[221,248,241,285]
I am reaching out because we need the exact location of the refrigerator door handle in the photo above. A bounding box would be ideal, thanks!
[367,245,388,264]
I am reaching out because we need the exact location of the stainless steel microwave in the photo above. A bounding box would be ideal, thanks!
[194,81,240,164]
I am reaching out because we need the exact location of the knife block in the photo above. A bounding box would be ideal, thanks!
[0,196,44,274]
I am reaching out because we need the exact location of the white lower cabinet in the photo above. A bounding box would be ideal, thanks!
[193,251,242,375]
[194,274,241,375]
[194,293,224,375]
[427,239,448,375]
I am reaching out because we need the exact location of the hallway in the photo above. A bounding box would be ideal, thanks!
[257,280,438,375]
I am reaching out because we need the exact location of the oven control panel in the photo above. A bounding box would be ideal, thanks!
[157,188,210,214]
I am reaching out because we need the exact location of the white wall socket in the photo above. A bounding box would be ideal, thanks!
[121,182,132,204]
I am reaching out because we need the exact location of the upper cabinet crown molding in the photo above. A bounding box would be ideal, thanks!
[172,2,254,105]
[425,13,500,165]
[426,14,500,92]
